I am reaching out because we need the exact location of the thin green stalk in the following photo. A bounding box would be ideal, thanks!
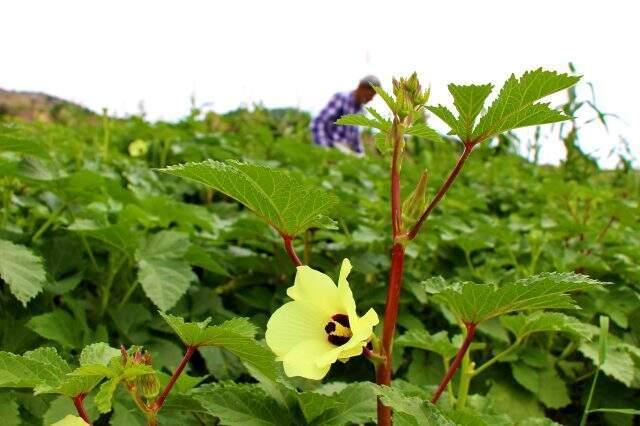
[456,354,474,410]
[464,250,481,280]
[100,254,127,316]
[303,229,313,265]
[473,340,521,377]
[528,243,543,275]
[506,247,521,277]
[68,209,98,270]
[340,218,351,240]
[559,340,578,360]
[102,108,110,161]
[80,234,98,270]
[159,139,171,167]
[580,368,600,426]
[119,280,140,309]
[2,179,11,227]
[32,203,67,242]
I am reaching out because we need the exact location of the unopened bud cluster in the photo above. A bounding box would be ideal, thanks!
[120,345,161,399]
[392,72,430,121]
[402,170,429,230]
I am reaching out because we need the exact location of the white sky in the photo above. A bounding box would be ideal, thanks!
[1,0,638,167]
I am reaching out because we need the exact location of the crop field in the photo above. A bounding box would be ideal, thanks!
[0,71,639,426]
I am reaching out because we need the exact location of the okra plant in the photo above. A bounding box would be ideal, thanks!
[2,68,632,426]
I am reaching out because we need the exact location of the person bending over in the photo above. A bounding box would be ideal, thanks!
[311,75,380,155]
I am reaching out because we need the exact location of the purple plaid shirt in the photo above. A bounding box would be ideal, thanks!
[311,92,363,153]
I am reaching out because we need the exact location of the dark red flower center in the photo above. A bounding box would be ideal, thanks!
[325,313,352,346]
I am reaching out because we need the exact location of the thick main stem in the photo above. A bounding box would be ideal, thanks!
[377,120,406,426]
[281,234,303,266]
[431,322,477,404]
[151,346,195,411]
[407,144,474,240]
[377,243,405,425]
[73,393,91,424]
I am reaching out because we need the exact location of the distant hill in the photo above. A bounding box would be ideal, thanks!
[0,88,96,123]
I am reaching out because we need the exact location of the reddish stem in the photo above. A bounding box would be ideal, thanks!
[376,243,406,425]
[407,143,474,240]
[151,346,195,411]
[376,120,406,426]
[281,234,303,266]
[431,322,477,404]
[72,393,91,424]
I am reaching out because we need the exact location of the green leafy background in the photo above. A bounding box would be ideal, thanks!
[0,69,638,425]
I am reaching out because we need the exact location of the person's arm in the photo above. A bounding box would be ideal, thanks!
[312,94,343,147]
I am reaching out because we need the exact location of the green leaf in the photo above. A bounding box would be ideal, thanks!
[110,401,145,426]
[79,343,121,367]
[136,231,197,312]
[448,83,493,141]
[161,313,255,344]
[395,330,458,359]
[366,106,389,125]
[44,397,84,426]
[138,258,196,312]
[0,347,99,397]
[24,347,70,376]
[193,383,294,426]
[297,391,342,423]
[579,339,636,386]
[405,123,444,143]
[137,231,191,259]
[486,380,544,422]
[0,392,20,426]
[426,105,460,136]
[500,312,595,341]
[68,221,138,257]
[52,376,102,398]
[51,415,89,426]
[336,114,390,132]
[0,131,48,158]
[0,349,65,389]
[185,245,228,276]
[158,160,338,236]
[0,239,47,306]
[69,364,115,378]
[311,383,377,426]
[94,377,119,413]
[472,69,580,141]
[160,313,277,381]
[27,310,82,349]
[373,385,454,426]
[511,363,570,409]
[433,272,604,324]
[372,86,396,111]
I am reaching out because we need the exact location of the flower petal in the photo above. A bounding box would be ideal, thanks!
[281,339,335,380]
[337,259,357,315]
[350,308,379,342]
[334,308,379,360]
[265,301,327,357]
[287,266,341,315]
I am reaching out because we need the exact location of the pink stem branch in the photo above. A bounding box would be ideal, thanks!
[431,322,477,404]
[407,143,474,240]
[73,393,91,424]
[151,346,195,411]
[281,234,303,266]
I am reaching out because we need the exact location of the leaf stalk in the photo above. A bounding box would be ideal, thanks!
[431,322,477,404]
[150,345,196,412]
[72,393,91,425]
[281,234,303,267]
